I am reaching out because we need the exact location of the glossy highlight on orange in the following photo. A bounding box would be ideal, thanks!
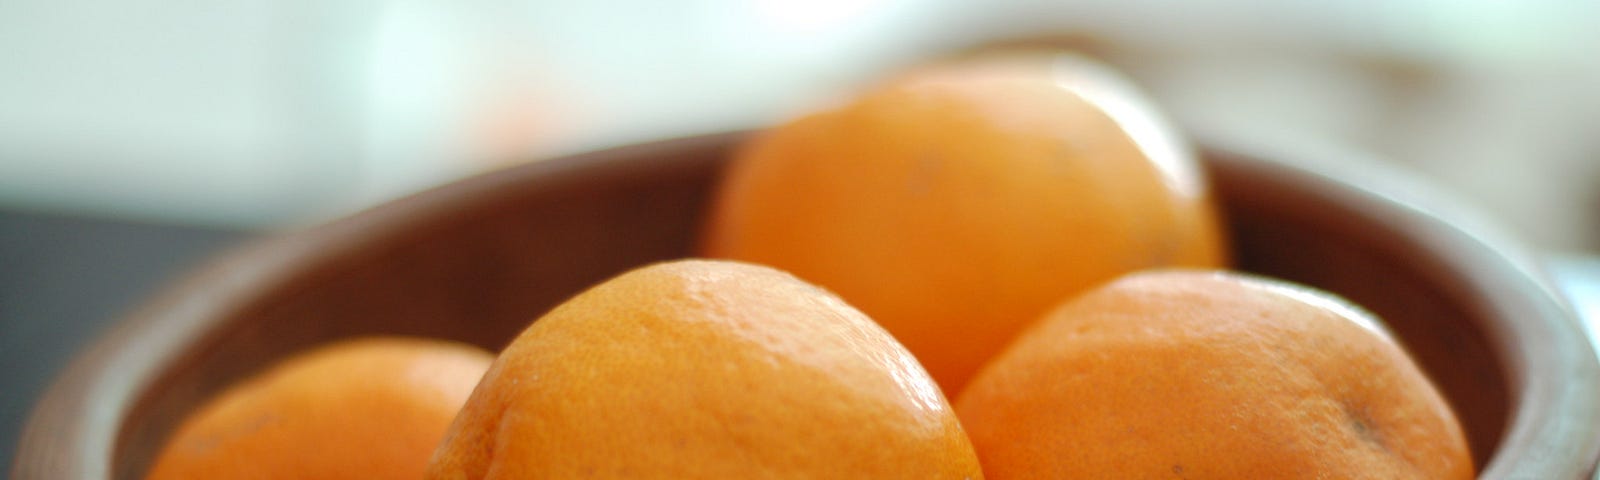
[702,53,1227,392]
[957,270,1473,479]
[425,260,983,479]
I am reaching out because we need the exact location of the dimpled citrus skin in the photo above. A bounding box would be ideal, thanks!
[701,54,1226,393]
[956,270,1473,479]
[146,337,494,480]
[424,259,983,480]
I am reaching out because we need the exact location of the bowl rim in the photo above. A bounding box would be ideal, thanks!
[12,131,1599,479]
[9,132,736,480]
[1202,133,1600,478]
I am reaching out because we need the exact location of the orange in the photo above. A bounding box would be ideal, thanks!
[146,337,494,480]
[955,270,1473,479]
[701,52,1226,392]
[425,259,983,479]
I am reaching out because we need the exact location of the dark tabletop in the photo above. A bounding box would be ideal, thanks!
[0,209,250,471]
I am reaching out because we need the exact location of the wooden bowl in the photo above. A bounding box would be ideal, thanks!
[13,132,1600,479]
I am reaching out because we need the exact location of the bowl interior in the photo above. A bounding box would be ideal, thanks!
[24,133,1538,478]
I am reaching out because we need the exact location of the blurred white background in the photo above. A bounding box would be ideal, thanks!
[2,0,1597,251]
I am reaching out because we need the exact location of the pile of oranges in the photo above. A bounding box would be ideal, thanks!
[147,53,1472,479]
